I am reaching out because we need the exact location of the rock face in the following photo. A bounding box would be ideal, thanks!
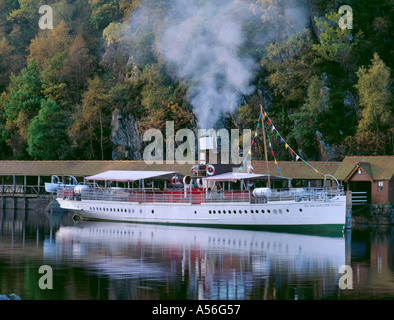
[110,109,142,160]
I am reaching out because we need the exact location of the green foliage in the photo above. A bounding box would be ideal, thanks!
[27,99,70,159]
[312,11,362,72]
[0,0,392,160]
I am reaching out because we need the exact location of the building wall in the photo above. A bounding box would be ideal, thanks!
[389,178,394,205]
[371,180,389,205]
[349,168,371,181]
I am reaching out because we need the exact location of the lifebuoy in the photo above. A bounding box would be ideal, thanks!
[247,166,255,174]
[206,164,215,176]
[191,165,199,175]
[246,179,254,188]
[171,176,180,184]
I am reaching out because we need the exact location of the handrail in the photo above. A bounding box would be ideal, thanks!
[57,186,344,204]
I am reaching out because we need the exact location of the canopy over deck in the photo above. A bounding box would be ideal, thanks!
[85,170,181,182]
[202,172,291,182]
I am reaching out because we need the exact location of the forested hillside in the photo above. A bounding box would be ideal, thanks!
[0,0,392,161]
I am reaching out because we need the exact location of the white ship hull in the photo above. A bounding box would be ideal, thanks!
[57,195,346,228]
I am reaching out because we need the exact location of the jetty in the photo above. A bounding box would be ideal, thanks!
[0,156,393,213]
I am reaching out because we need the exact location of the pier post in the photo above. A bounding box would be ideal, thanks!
[345,191,352,229]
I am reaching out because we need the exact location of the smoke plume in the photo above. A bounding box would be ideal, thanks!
[126,0,310,129]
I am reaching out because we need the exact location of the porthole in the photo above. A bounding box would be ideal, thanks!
[132,209,135,213]
[152,210,154,214]
[239,210,242,214]
[244,210,247,214]
[233,210,236,214]
[218,210,221,214]
[279,209,283,214]
[128,209,131,213]
[139,209,142,213]
[117,208,120,212]
[251,210,254,214]
[273,209,277,214]
[299,208,302,212]
[267,210,271,213]
[262,210,265,213]
[223,210,226,214]
[213,210,216,214]
[209,210,212,214]
[194,211,197,214]
[286,209,289,212]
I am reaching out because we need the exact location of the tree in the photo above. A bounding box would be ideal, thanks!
[312,12,362,73]
[27,99,70,159]
[68,76,112,160]
[354,53,392,148]
[261,29,315,103]
[2,60,43,157]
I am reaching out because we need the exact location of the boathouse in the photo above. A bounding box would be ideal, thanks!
[334,156,394,205]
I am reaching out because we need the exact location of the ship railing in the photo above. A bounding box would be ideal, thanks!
[59,186,344,204]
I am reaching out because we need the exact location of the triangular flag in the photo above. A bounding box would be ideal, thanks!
[314,168,318,174]
[252,140,256,146]
[270,150,274,156]
[277,168,280,173]
[259,113,262,119]
[276,132,279,137]
[285,144,288,149]
[274,159,278,165]
[248,149,252,155]
[264,123,267,129]
[296,155,299,161]
[267,119,270,124]
[272,125,275,132]
[240,165,243,171]
[263,112,267,119]
[254,132,258,137]
[290,149,294,155]
[280,138,283,143]
[269,142,272,148]
[257,122,260,128]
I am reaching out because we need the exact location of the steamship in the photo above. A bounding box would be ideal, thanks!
[56,130,347,230]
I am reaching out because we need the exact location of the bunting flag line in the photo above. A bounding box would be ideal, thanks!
[257,107,327,179]
[245,107,327,179]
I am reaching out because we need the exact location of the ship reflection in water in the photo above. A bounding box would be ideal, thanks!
[47,221,347,299]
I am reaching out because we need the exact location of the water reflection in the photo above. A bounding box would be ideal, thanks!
[48,220,346,299]
[1,207,393,300]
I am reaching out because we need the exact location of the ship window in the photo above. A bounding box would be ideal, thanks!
[286,209,289,212]
[218,210,221,214]
[279,209,283,214]
[299,209,302,212]
[117,208,120,212]
[213,210,216,214]
[152,210,154,214]
[262,210,265,213]
[267,210,271,213]
[239,210,242,214]
[233,210,236,214]
[194,211,197,214]
[128,209,131,213]
[209,210,212,214]
[251,210,254,214]
[223,210,226,214]
[273,209,277,214]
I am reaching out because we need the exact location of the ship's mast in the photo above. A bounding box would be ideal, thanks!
[260,104,270,188]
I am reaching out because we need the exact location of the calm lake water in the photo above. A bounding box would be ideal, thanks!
[0,204,393,300]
